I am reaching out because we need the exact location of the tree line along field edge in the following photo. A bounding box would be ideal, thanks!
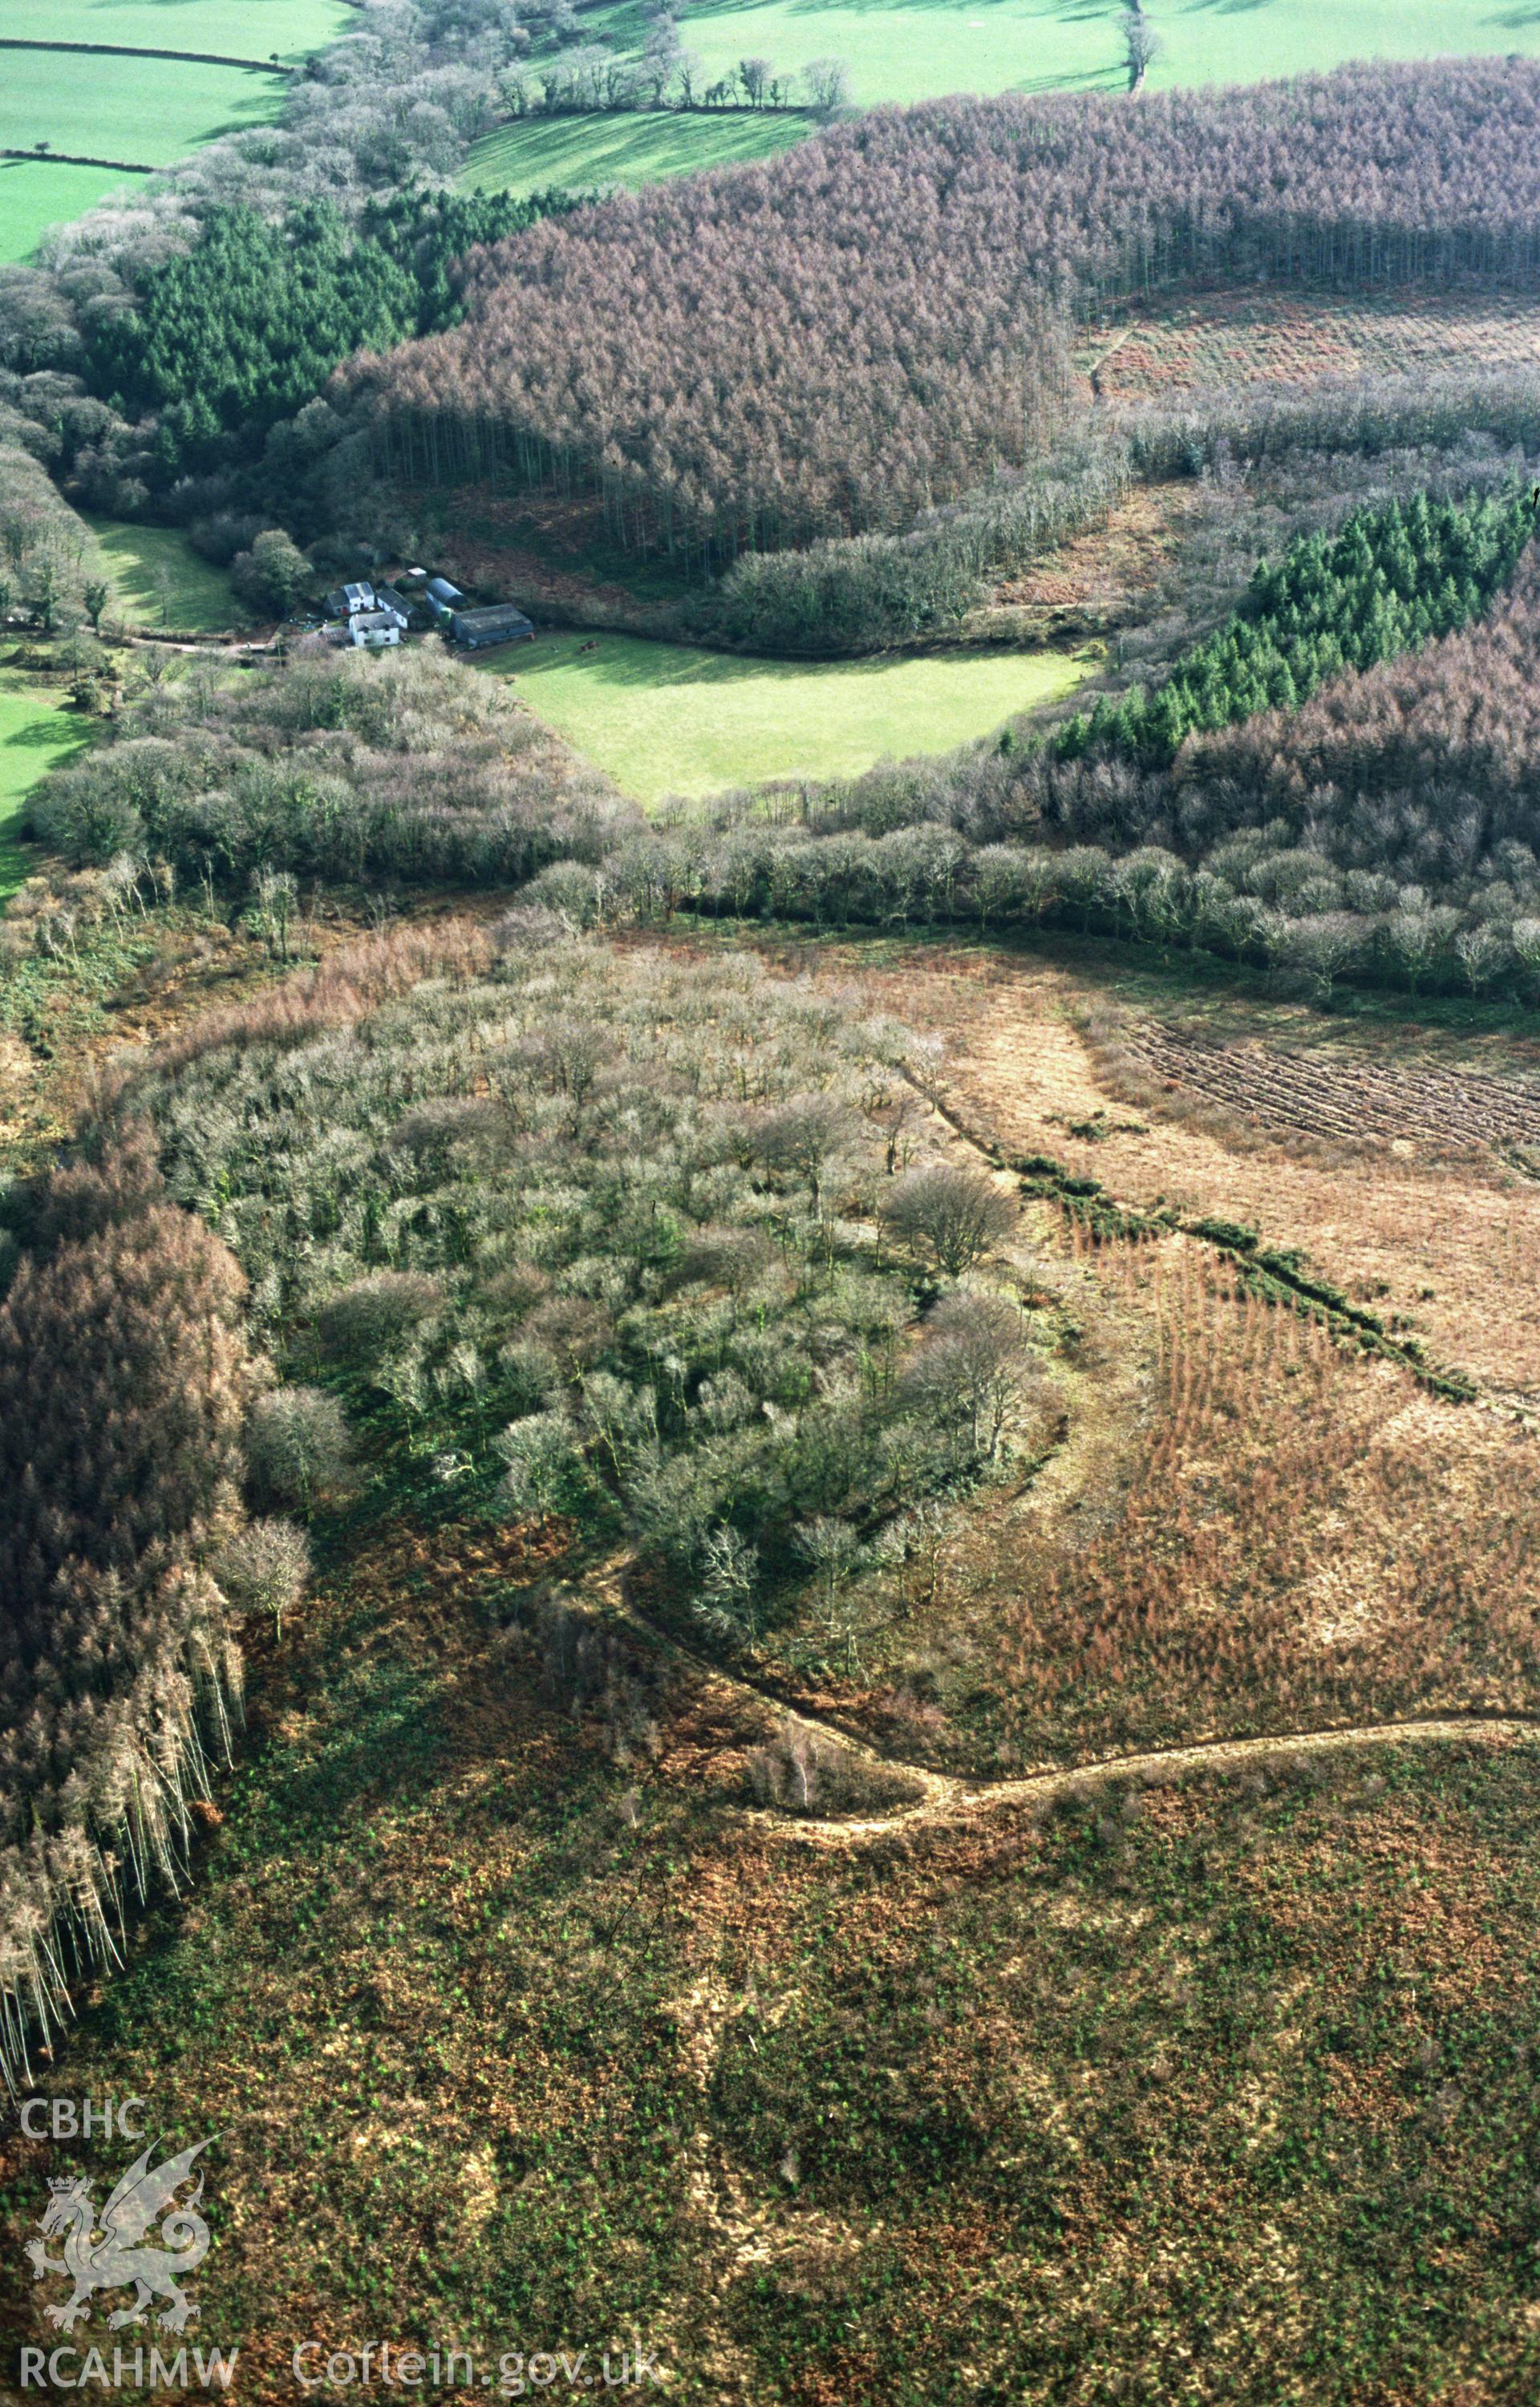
[481,0,1540,120]
[444,0,1540,281]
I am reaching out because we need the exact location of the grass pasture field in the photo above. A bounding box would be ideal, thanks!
[632,0,1540,107]
[0,0,349,259]
[479,630,1094,803]
[0,159,144,265]
[84,515,250,630]
[2,0,348,55]
[0,50,288,168]
[461,107,808,199]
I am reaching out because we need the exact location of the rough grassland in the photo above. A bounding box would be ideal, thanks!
[6,922,1540,2389]
[0,669,92,901]
[479,630,1093,804]
[5,1510,1540,2401]
[84,516,249,631]
[816,935,1540,1397]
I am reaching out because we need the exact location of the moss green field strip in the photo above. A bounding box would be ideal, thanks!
[461,108,809,198]
[478,630,1093,804]
[0,671,94,902]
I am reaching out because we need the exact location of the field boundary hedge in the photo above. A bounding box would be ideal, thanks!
[1,148,154,172]
[0,38,293,73]
[904,1071,1481,1403]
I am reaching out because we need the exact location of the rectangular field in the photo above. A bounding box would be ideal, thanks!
[461,108,808,199]
[476,628,1092,804]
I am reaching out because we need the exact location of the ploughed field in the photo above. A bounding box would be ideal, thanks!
[1120,1021,1540,1154]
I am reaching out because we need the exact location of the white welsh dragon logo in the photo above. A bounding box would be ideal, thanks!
[25,2138,213,2334]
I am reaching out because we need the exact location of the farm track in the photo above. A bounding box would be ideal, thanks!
[605,1568,1540,1846]
[1123,1022,1540,1152]
[771,1715,1540,1846]
[585,1057,1540,1842]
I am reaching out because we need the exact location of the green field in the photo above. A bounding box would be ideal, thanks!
[462,107,809,198]
[0,0,350,260]
[3,0,347,56]
[583,0,1540,108]
[0,158,144,264]
[84,516,249,631]
[0,51,287,166]
[0,668,94,898]
[478,630,1092,803]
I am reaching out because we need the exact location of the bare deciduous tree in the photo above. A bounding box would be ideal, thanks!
[802,55,850,114]
[215,1517,311,1640]
[898,1293,1038,1462]
[1120,1,1159,95]
[245,1385,353,1512]
[881,1166,1018,1277]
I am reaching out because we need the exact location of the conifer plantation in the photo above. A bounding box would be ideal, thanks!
[0,1135,269,2095]
[346,62,1540,568]
[1052,485,1540,770]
